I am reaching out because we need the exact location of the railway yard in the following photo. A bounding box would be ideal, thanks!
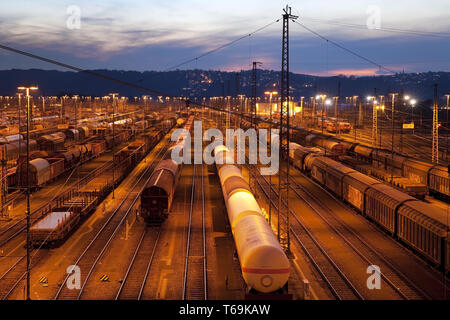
[0,100,448,301]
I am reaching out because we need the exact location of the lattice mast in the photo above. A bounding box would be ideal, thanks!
[432,84,439,163]
[278,6,297,253]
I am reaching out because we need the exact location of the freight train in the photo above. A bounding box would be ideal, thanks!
[8,114,175,190]
[290,128,449,201]
[213,144,290,294]
[140,116,194,224]
[289,142,450,273]
[29,127,167,247]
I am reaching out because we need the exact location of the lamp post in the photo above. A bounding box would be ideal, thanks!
[315,94,327,134]
[109,93,119,200]
[264,91,278,226]
[409,99,416,134]
[390,93,398,184]
[16,92,23,156]
[17,85,38,301]
[445,94,449,161]
[352,96,359,142]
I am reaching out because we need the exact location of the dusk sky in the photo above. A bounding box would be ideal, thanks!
[1,0,450,76]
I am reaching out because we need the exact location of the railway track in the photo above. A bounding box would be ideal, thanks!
[53,140,170,300]
[246,162,364,300]
[0,249,46,300]
[115,227,161,300]
[284,169,430,300]
[182,163,207,300]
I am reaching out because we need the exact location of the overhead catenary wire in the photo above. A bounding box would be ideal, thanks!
[294,20,398,75]
[0,43,246,120]
[301,16,450,39]
[164,18,281,71]
[0,44,170,98]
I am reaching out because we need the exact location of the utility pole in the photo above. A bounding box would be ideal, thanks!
[336,80,341,118]
[110,93,119,199]
[235,72,240,97]
[264,91,278,226]
[17,85,38,301]
[17,92,23,157]
[432,85,439,163]
[372,88,377,146]
[278,5,297,253]
[250,61,261,129]
[312,84,317,126]
[391,93,398,183]
[0,145,6,219]
[445,94,449,162]
[353,96,358,142]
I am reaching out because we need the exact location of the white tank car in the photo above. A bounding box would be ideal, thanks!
[233,214,290,293]
[218,165,241,184]
[214,145,290,293]
[226,191,262,229]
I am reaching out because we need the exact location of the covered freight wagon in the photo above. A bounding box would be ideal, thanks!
[140,159,179,223]
[17,158,51,188]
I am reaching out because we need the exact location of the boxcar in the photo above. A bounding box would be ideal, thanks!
[91,140,106,157]
[48,158,65,181]
[364,184,416,234]
[308,156,356,196]
[402,158,433,186]
[54,151,75,168]
[397,201,448,266]
[18,158,51,188]
[38,134,64,154]
[342,171,382,212]
[428,166,449,200]
[140,159,179,224]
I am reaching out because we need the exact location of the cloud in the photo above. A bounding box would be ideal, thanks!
[0,0,449,74]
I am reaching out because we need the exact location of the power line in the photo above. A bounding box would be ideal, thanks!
[164,18,280,71]
[294,20,398,75]
[0,43,243,116]
[301,16,450,39]
[0,43,171,98]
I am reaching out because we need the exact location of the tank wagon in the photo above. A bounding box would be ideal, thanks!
[214,145,290,294]
[140,116,194,224]
[289,143,450,272]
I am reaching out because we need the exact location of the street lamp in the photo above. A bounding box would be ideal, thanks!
[16,92,23,156]
[316,94,327,134]
[390,93,398,183]
[444,94,449,161]
[109,93,119,200]
[264,90,277,226]
[17,85,38,301]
